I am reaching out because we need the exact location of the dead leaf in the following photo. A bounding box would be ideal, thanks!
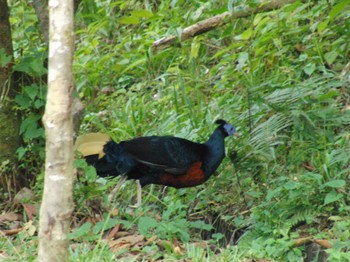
[0,212,22,223]
[174,246,183,255]
[110,208,119,216]
[106,234,145,253]
[114,235,144,246]
[115,231,131,238]
[14,187,35,204]
[0,227,23,236]
[302,162,315,172]
[108,241,131,254]
[105,224,121,239]
[22,220,36,237]
[292,237,312,247]
[157,240,172,251]
[155,213,162,221]
[144,235,157,246]
[22,203,37,220]
[314,239,332,248]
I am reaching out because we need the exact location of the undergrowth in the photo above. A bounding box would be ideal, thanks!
[2,0,350,260]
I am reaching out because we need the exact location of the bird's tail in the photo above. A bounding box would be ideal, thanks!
[75,133,121,177]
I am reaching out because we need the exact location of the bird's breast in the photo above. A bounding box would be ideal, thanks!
[158,161,206,188]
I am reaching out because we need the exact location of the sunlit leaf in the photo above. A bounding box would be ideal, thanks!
[119,16,140,24]
[131,10,153,18]
[329,0,350,21]
[190,40,200,58]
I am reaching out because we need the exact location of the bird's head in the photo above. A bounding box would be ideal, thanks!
[215,119,237,137]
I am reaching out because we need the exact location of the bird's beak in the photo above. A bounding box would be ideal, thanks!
[234,132,240,138]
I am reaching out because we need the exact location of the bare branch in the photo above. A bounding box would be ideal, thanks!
[153,0,300,50]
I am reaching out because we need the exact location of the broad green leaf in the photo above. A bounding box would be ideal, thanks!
[20,115,41,135]
[122,57,146,73]
[329,216,343,221]
[253,13,263,26]
[318,90,339,101]
[303,63,316,75]
[324,179,346,188]
[299,54,308,61]
[93,218,119,234]
[324,51,338,65]
[119,16,140,24]
[317,19,329,33]
[0,48,12,67]
[25,84,38,100]
[138,217,157,236]
[34,99,45,109]
[25,126,44,139]
[329,0,350,21]
[85,166,97,181]
[190,41,200,58]
[236,52,249,70]
[130,10,153,18]
[235,27,253,40]
[212,233,225,240]
[68,222,92,239]
[16,147,26,160]
[324,190,343,205]
[13,61,32,75]
[189,220,212,230]
[15,94,31,109]
[284,181,300,190]
[30,60,47,75]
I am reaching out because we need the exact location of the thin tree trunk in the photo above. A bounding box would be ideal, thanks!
[0,0,20,164]
[38,0,75,260]
[32,0,85,138]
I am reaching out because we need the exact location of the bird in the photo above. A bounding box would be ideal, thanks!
[76,119,237,205]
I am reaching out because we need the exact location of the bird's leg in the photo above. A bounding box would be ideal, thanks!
[129,180,142,208]
[108,175,128,202]
[136,180,142,207]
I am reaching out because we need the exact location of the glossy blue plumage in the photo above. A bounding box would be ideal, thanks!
[88,120,236,188]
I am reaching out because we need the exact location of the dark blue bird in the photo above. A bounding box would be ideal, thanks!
[84,119,237,189]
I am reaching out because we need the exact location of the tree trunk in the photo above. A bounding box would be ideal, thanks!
[38,0,75,261]
[0,0,20,165]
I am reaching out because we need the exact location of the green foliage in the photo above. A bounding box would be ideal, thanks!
[74,0,350,259]
[4,0,350,260]
[6,0,48,174]
[138,199,212,242]
[14,83,46,163]
[0,48,12,67]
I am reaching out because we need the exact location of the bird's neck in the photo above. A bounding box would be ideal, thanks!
[202,128,226,178]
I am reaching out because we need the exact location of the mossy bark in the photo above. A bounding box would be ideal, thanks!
[0,0,20,164]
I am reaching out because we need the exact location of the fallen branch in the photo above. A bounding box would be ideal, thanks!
[153,0,300,50]
[0,228,23,236]
[292,237,332,249]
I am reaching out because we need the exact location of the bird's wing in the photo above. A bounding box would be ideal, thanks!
[123,136,207,175]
